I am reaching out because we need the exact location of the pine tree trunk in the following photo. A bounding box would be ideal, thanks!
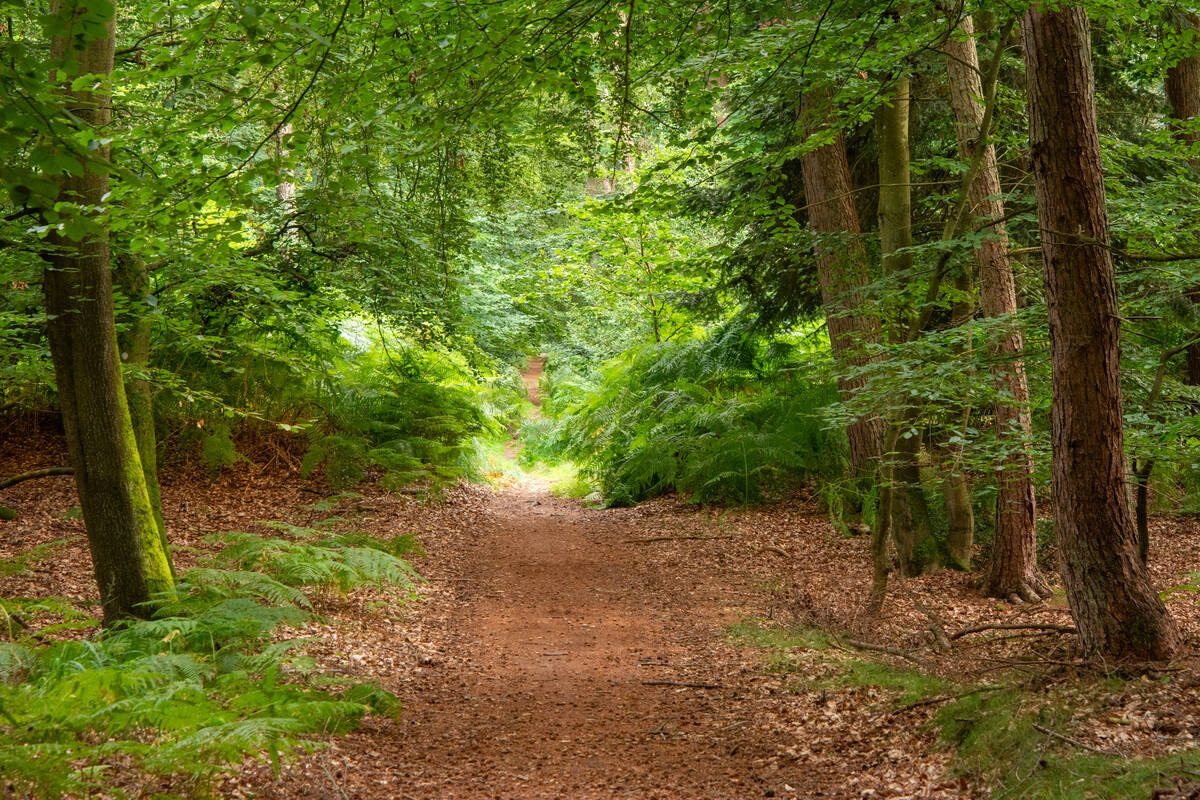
[1165,13,1200,383]
[1023,5,1177,660]
[800,90,885,479]
[43,2,175,623]
[944,15,1049,601]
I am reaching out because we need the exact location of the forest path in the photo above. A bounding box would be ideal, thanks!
[237,361,964,799]
[380,358,779,798]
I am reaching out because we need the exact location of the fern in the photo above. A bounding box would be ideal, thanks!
[205,530,421,595]
[0,516,419,797]
[536,323,846,505]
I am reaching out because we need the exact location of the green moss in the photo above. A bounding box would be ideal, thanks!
[118,393,176,599]
[727,620,835,651]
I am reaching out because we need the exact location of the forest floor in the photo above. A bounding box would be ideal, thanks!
[6,369,1200,797]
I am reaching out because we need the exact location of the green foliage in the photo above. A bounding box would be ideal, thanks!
[0,523,417,798]
[0,539,67,579]
[535,324,845,506]
[732,616,1200,798]
[200,423,242,478]
[203,525,421,596]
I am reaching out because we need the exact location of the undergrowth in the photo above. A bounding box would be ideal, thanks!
[0,522,417,799]
[525,324,846,506]
[730,619,1200,798]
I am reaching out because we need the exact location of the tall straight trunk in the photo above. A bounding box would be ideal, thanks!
[114,253,174,581]
[1024,5,1177,660]
[800,89,885,478]
[44,0,175,623]
[1166,12,1200,167]
[876,69,935,572]
[941,271,976,569]
[944,15,1049,601]
[1165,13,1200,384]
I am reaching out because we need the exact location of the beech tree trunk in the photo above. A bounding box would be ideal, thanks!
[941,272,976,570]
[800,89,885,478]
[44,1,175,623]
[876,69,936,572]
[1023,5,1177,660]
[944,15,1049,601]
[114,253,174,581]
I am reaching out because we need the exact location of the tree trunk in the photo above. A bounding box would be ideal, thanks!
[800,89,886,478]
[43,1,175,623]
[890,428,936,575]
[876,66,935,568]
[114,252,174,581]
[941,271,976,570]
[1023,5,1177,660]
[1165,13,1200,383]
[944,14,1049,601]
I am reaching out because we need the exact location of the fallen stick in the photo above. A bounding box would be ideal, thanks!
[843,638,926,665]
[914,600,952,652]
[623,535,734,544]
[641,680,723,689]
[950,623,1076,640]
[1032,723,1122,758]
[0,467,73,491]
[888,686,1006,715]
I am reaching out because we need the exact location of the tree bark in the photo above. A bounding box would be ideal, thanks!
[941,272,976,570]
[800,89,886,479]
[43,0,175,623]
[1023,5,1177,660]
[1164,13,1200,383]
[876,66,935,570]
[114,252,174,581]
[944,14,1049,601]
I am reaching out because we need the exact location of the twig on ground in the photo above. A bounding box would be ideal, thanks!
[1032,723,1122,758]
[887,686,1006,715]
[914,600,953,652]
[623,535,734,544]
[0,466,73,491]
[950,623,1076,640]
[641,680,723,689]
[842,638,926,665]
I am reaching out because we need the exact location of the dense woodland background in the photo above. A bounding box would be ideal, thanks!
[6,0,1200,795]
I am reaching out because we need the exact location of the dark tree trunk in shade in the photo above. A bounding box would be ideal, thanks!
[944,14,1049,601]
[1165,13,1200,384]
[876,67,936,571]
[43,1,175,623]
[1023,5,1177,660]
[800,89,885,479]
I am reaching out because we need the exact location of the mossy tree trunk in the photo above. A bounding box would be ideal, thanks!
[944,14,1049,601]
[876,60,935,572]
[1023,4,1177,660]
[114,252,173,581]
[43,0,175,623]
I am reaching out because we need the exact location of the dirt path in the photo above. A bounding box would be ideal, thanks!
[227,361,971,799]
[391,483,773,798]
